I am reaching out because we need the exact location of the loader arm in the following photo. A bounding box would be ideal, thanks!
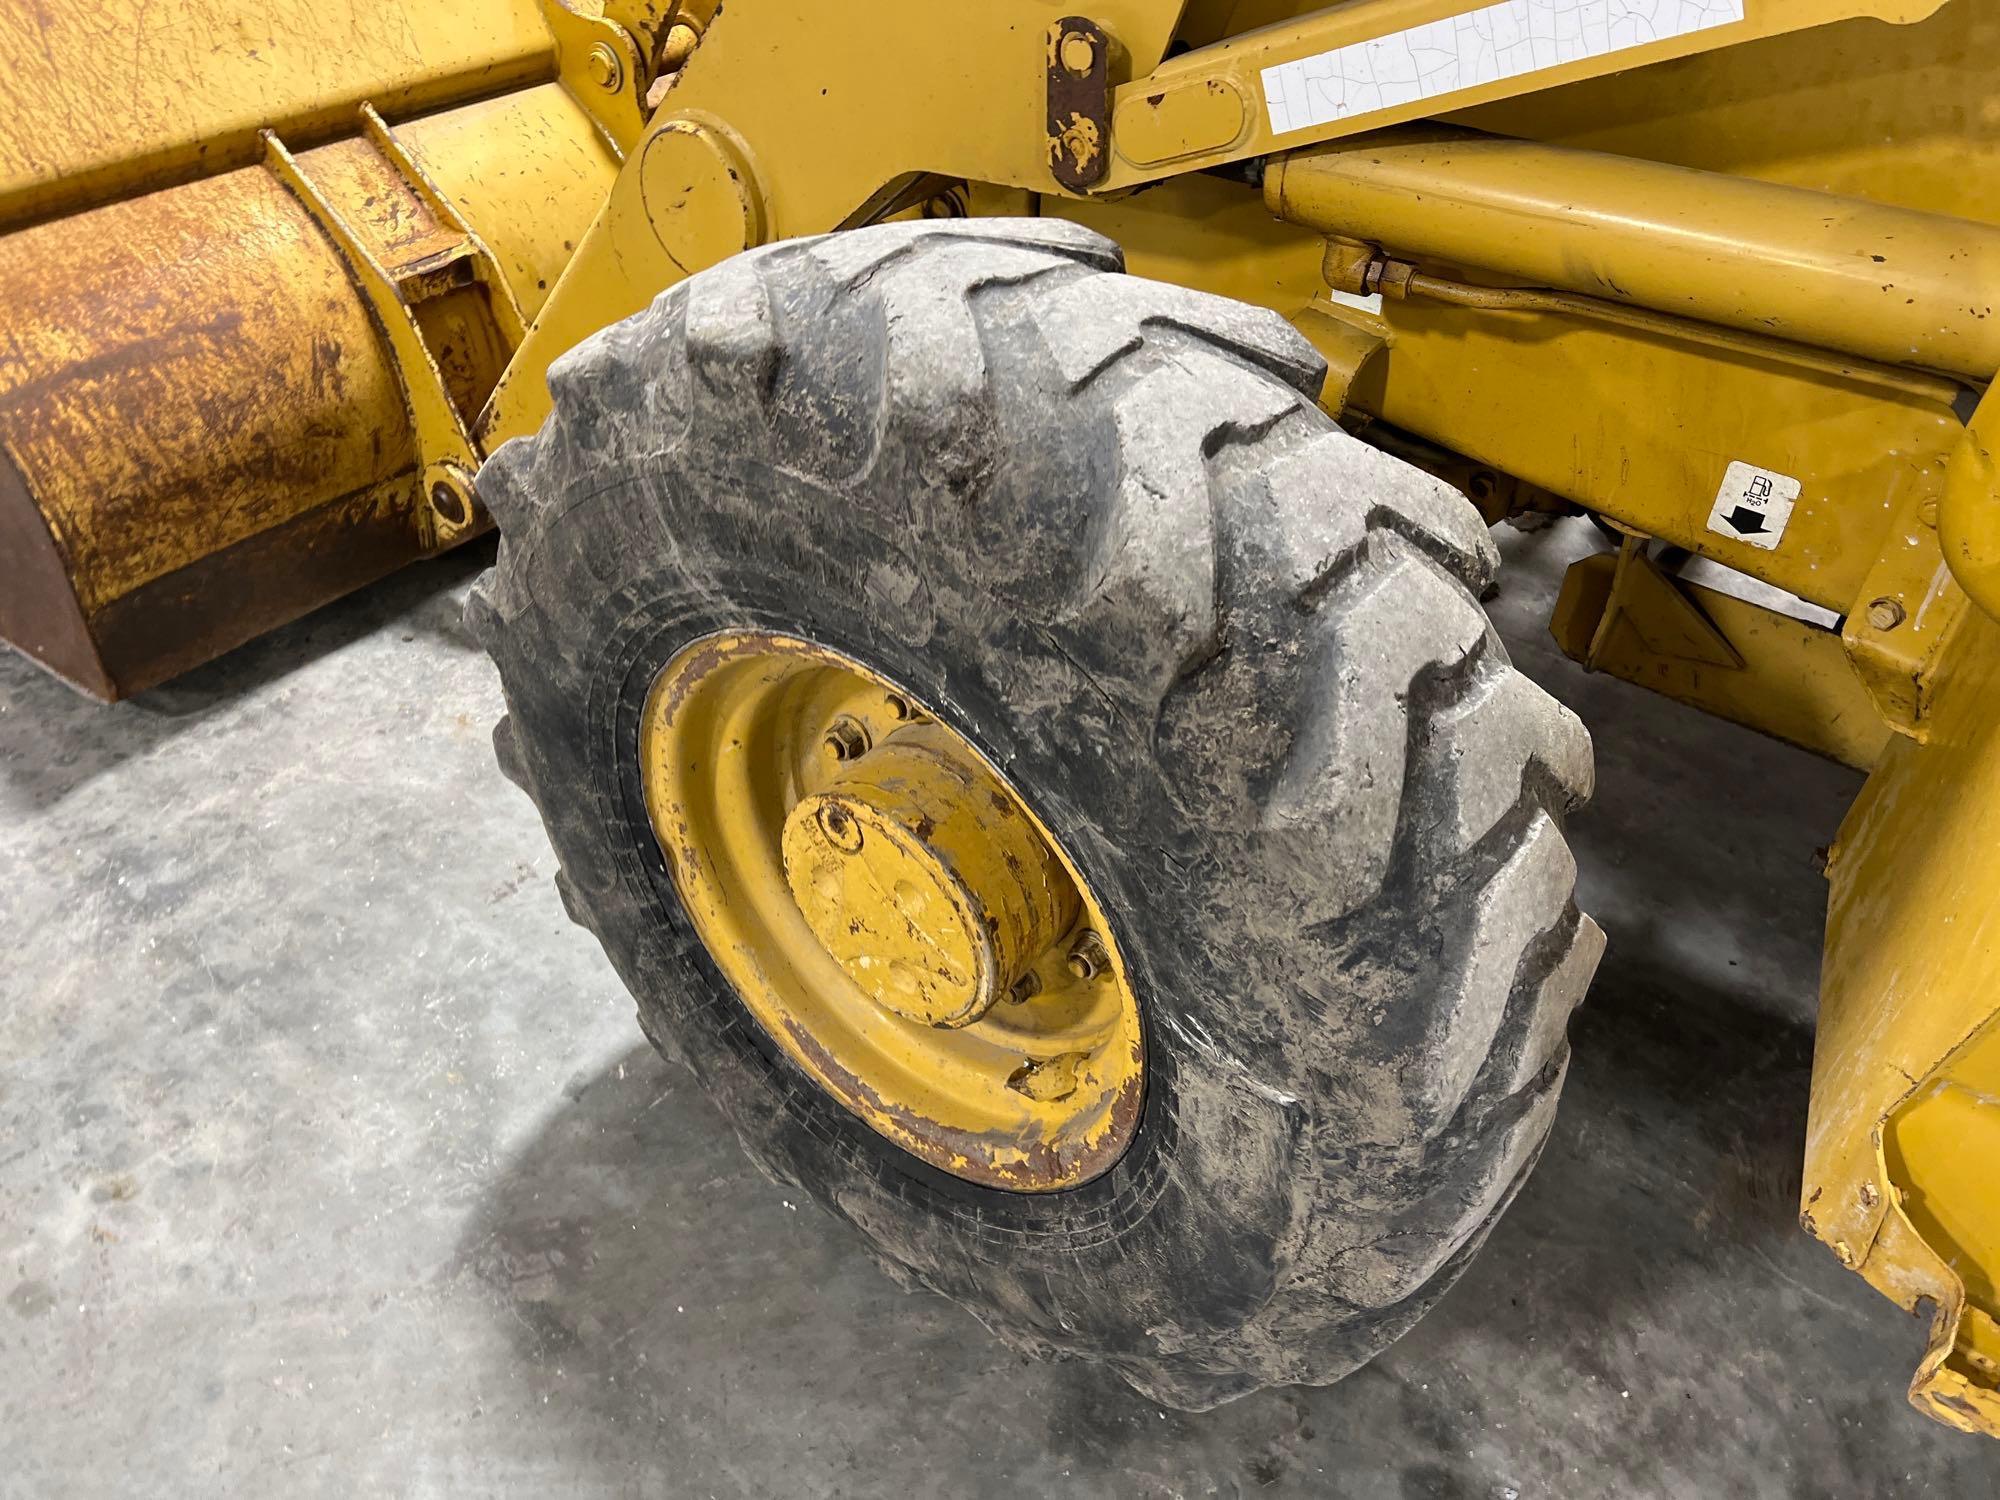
[481,0,1936,443]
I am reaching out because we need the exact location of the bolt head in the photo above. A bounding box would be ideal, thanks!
[1866,596,1906,632]
[1007,972,1042,1005]
[1066,930,1110,981]
[1059,31,1096,76]
[586,40,623,91]
[821,716,870,762]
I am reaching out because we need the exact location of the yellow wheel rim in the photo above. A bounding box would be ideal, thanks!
[640,632,1145,1191]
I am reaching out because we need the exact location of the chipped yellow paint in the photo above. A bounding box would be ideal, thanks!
[1813,592,2000,1433]
[0,0,556,230]
[0,78,614,698]
[640,632,1145,1191]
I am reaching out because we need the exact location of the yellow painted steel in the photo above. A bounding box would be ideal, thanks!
[1813,597,2000,1432]
[539,0,654,156]
[486,0,1890,444]
[0,81,616,698]
[0,0,556,230]
[1841,484,1973,741]
[1939,387,2000,625]
[640,633,1145,1191]
[1352,302,1963,619]
[782,721,1081,1030]
[1093,0,1950,192]
[1548,546,1893,771]
[263,117,496,549]
[1263,127,2000,380]
[1455,2,2000,222]
[481,0,1187,441]
[395,86,622,327]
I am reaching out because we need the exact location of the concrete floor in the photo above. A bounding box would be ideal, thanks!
[3,519,1996,1499]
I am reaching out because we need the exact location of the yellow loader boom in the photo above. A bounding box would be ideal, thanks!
[3,0,1997,1434]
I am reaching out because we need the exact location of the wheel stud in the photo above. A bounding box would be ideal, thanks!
[821,715,870,761]
[1066,930,1110,981]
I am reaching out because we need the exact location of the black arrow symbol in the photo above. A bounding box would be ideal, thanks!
[1723,505,1768,535]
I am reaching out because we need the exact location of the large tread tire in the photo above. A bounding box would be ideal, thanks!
[468,219,1603,1409]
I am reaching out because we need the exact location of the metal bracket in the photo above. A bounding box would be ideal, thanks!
[1550,535,1892,769]
[542,0,652,157]
[1841,484,1970,743]
[1046,17,1111,192]
[1585,535,1745,672]
[264,112,525,549]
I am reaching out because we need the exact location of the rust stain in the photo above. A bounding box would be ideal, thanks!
[778,1012,1139,1192]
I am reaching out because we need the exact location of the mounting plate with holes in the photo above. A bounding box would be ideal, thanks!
[639,629,1146,1191]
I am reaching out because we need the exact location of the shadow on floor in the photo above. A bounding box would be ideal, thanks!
[448,520,1987,1494]
[0,540,495,812]
[452,930,1966,1496]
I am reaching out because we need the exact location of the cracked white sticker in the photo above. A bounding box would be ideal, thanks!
[1261,0,1747,136]
[1706,460,1800,551]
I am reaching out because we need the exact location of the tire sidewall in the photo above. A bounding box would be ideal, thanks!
[490,458,1307,1361]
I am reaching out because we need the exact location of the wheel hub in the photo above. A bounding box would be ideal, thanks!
[639,631,1144,1191]
[781,722,1081,1029]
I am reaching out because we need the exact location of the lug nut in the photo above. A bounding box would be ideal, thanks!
[821,716,870,761]
[1066,930,1110,981]
[884,693,914,721]
[1865,596,1906,631]
[1007,972,1042,1005]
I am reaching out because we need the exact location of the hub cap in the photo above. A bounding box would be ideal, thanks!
[640,633,1145,1191]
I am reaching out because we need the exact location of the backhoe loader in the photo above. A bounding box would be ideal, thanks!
[3,0,1996,1427]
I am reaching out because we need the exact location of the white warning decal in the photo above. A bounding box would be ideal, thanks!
[1261,0,1747,137]
[1706,461,1799,551]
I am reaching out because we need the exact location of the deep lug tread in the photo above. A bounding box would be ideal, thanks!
[1412,657,1595,863]
[1032,274,1325,395]
[1056,359,1301,712]
[684,255,783,422]
[1401,810,1577,1138]
[1264,535,1490,917]
[467,217,1602,1412]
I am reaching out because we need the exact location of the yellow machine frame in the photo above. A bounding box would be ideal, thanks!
[1,0,1996,1434]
